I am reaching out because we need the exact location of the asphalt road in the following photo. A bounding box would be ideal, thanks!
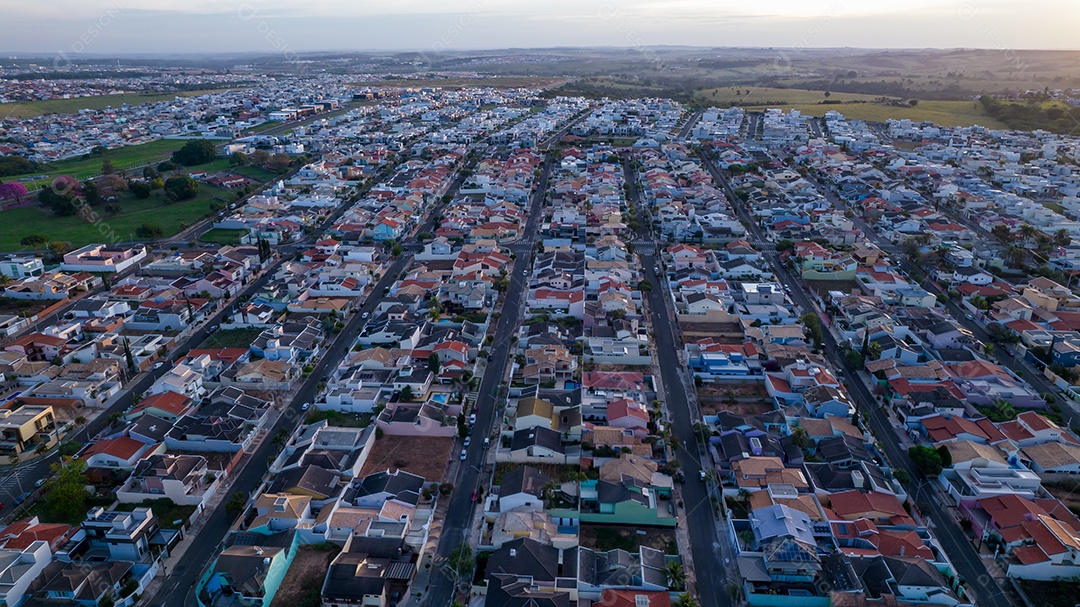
[421,154,553,606]
[676,110,702,141]
[622,160,732,607]
[802,176,1076,427]
[161,160,471,606]
[700,150,1014,607]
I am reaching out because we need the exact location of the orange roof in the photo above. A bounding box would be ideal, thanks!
[81,436,146,461]
[829,490,913,525]
[599,590,672,607]
[129,391,194,417]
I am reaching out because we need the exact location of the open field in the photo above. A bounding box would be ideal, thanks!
[0,88,238,119]
[361,435,455,481]
[740,99,1010,129]
[5,140,189,189]
[269,544,339,607]
[199,228,247,245]
[361,76,566,89]
[695,86,886,106]
[0,183,230,251]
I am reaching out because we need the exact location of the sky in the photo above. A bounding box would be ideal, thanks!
[3,0,1077,56]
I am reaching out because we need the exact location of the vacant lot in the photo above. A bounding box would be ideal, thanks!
[361,435,455,481]
[1,89,237,119]
[1018,579,1080,607]
[269,544,340,607]
[579,525,677,554]
[199,328,264,349]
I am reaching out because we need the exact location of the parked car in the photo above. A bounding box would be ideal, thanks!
[459,449,468,461]
[361,312,369,319]
[463,436,471,447]
[301,402,310,411]
[152,362,165,370]
[470,490,479,502]
[469,413,476,424]
[482,437,490,449]
[14,492,30,505]
[34,478,45,488]
[699,470,708,482]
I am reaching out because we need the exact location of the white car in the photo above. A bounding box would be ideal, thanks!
[361,311,369,319]
[460,449,468,461]
[463,436,471,447]
[153,362,165,370]
[469,413,476,424]
[301,402,310,411]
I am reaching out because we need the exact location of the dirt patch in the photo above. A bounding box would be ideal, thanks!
[269,544,339,607]
[579,525,677,554]
[361,435,455,481]
[697,399,774,417]
[805,280,860,297]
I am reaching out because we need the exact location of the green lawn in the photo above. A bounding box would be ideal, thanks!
[0,89,238,119]
[5,140,187,189]
[0,184,230,251]
[198,328,264,349]
[233,165,280,182]
[696,86,885,106]
[199,228,248,245]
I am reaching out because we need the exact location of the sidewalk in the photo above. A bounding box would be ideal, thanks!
[139,452,251,604]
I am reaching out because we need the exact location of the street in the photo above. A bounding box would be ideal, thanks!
[699,149,1014,607]
[622,159,733,607]
[421,153,554,606]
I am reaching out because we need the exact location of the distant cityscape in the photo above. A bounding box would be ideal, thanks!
[0,55,1078,607]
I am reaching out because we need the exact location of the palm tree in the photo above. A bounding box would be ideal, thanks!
[1018,224,1037,242]
[674,593,700,607]
[664,561,687,591]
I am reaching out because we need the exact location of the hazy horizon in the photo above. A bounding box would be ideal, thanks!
[3,0,1077,57]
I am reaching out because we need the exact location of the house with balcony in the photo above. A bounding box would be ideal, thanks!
[0,540,51,607]
[82,506,159,563]
[117,454,221,508]
[0,405,56,461]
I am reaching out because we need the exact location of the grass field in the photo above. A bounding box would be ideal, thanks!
[0,183,229,251]
[199,228,247,245]
[6,140,189,189]
[233,165,279,182]
[695,86,886,106]
[0,88,237,119]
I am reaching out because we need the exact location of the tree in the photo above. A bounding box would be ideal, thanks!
[400,385,413,402]
[893,467,911,485]
[1018,224,1037,242]
[936,445,952,468]
[775,239,795,253]
[427,353,441,375]
[1002,246,1027,268]
[171,139,218,166]
[664,560,687,591]
[44,458,89,521]
[135,224,164,241]
[908,445,943,476]
[674,593,700,607]
[1055,228,1072,247]
[123,337,135,374]
[0,182,28,205]
[800,312,824,346]
[101,158,117,175]
[637,279,653,292]
[82,179,101,206]
[251,149,271,166]
[457,413,467,438]
[129,181,151,199]
[20,234,49,252]
[447,542,473,577]
[990,224,1012,243]
[97,174,128,194]
[164,175,199,201]
[229,152,250,167]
